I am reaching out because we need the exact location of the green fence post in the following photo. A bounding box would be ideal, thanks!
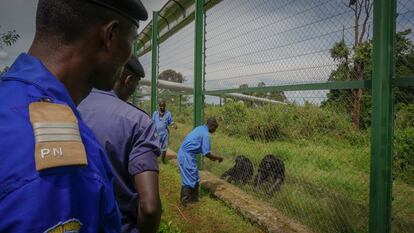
[151,11,159,116]
[194,0,204,127]
[369,0,396,232]
[194,0,205,168]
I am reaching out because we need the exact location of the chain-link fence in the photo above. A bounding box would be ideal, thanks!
[156,21,195,126]
[136,0,414,232]
[203,1,373,232]
[131,52,152,114]
[392,0,414,232]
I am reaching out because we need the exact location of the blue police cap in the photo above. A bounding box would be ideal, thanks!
[84,0,148,26]
[126,56,145,78]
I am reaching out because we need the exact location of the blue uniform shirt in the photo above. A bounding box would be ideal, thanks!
[0,53,121,233]
[152,110,173,152]
[78,89,160,233]
[177,125,211,188]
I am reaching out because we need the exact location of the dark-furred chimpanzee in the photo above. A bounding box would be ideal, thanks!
[254,154,285,195]
[221,155,254,184]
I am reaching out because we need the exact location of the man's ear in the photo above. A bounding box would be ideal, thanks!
[124,75,135,87]
[101,20,120,50]
[124,75,131,87]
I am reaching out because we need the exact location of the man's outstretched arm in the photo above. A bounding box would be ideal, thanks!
[206,153,223,162]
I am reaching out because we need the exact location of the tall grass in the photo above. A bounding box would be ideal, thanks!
[162,100,413,233]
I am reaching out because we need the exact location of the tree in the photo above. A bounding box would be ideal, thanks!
[158,69,185,83]
[321,0,373,129]
[0,26,20,49]
[329,0,373,129]
[395,29,414,105]
[1,26,20,75]
[157,69,188,110]
[323,29,414,129]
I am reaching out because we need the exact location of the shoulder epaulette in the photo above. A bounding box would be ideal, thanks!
[29,101,88,171]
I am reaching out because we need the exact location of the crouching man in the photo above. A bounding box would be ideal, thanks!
[178,117,223,207]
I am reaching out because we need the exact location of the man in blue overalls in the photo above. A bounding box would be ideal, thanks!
[0,0,147,232]
[79,56,161,233]
[178,117,224,206]
[153,100,177,163]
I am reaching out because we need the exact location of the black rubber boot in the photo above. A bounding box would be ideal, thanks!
[180,186,192,207]
[191,183,200,203]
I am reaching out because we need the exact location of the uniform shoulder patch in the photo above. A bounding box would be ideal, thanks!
[43,218,82,233]
[29,102,88,171]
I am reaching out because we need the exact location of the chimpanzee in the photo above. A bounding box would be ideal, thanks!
[221,155,254,184]
[254,154,285,195]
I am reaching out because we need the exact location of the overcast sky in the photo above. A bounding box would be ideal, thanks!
[136,0,413,105]
[1,0,412,105]
[0,0,167,69]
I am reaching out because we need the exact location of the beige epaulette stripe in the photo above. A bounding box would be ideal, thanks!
[34,128,80,137]
[33,122,82,143]
[33,122,79,130]
[36,134,82,143]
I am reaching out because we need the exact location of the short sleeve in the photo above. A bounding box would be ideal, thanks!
[201,133,211,156]
[128,119,161,176]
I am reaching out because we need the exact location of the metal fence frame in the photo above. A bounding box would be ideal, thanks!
[135,0,414,232]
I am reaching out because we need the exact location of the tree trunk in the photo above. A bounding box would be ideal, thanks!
[352,88,362,129]
[351,0,362,130]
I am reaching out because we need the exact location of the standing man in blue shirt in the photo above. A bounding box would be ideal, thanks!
[0,0,147,232]
[78,56,161,233]
[153,100,177,163]
[178,117,224,207]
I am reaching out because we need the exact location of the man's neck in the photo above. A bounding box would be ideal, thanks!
[29,42,93,105]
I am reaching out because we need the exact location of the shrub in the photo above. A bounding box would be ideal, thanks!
[248,123,285,142]
[218,101,248,136]
[394,127,414,185]
[395,104,414,130]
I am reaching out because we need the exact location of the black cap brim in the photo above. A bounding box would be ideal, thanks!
[84,0,148,27]
[126,56,145,78]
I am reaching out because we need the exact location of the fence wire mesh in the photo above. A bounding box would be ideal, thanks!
[392,0,414,232]
[202,0,412,233]
[157,21,195,125]
[137,0,414,232]
[134,52,152,114]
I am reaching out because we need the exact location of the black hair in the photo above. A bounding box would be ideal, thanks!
[207,117,218,127]
[35,0,130,43]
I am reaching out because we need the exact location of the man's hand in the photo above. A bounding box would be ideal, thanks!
[171,122,178,130]
[206,154,223,163]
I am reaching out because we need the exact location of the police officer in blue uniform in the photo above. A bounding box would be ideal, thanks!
[78,57,161,233]
[0,0,147,232]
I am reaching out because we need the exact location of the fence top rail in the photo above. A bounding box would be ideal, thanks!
[137,0,222,56]
[205,80,373,95]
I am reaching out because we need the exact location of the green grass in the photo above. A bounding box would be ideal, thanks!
[158,162,263,233]
[168,123,414,233]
